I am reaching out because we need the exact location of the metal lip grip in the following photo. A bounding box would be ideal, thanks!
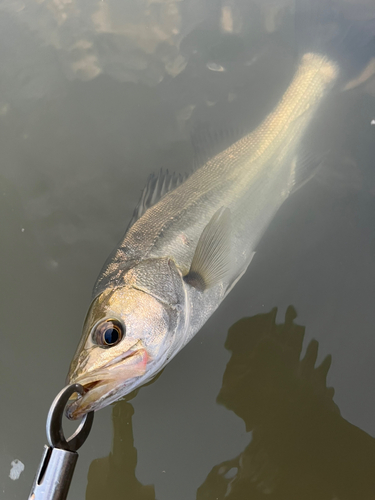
[29,384,94,500]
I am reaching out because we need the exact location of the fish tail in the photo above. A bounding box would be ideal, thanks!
[295,0,375,85]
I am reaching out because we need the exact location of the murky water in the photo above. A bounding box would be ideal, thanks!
[1,0,375,499]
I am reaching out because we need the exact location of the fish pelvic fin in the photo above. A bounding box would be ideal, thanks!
[224,251,256,299]
[289,146,327,195]
[184,207,231,291]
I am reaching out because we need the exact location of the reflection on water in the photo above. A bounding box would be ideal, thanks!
[198,307,375,499]
[87,307,375,499]
[87,401,155,500]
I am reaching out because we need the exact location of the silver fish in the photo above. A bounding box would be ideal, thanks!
[67,52,338,419]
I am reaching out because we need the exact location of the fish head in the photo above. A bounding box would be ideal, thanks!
[66,271,183,419]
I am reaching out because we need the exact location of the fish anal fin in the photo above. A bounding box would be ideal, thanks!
[184,207,231,291]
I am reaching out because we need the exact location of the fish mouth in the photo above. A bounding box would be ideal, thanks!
[66,348,148,420]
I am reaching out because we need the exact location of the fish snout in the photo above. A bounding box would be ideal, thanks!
[65,348,149,419]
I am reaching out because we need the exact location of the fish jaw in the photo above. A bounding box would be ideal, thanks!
[66,348,148,419]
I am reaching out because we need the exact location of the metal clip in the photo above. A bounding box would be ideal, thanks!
[28,384,94,500]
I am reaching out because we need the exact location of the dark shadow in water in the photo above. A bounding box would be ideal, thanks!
[197,306,375,500]
[86,400,156,500]
[85,306,375,500]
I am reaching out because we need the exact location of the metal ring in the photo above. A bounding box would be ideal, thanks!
[46,384,94,452]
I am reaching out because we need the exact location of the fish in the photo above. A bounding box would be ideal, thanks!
[66,51,339,419]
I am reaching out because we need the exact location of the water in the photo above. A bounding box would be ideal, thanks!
[1,0,375,498]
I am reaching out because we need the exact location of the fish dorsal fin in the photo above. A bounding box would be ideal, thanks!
[191,124,245,169]
[127,169,189,229]
[184,207,231,291]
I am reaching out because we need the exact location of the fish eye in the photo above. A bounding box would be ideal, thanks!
[93,319,124,348]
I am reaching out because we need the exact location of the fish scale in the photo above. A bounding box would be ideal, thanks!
[114,54,338,275]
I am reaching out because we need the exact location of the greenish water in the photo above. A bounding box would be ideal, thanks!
[1,1,375,499]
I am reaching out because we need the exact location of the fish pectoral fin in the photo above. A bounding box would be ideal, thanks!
[184,207,231,291]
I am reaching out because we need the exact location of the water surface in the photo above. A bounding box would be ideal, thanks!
[1,1,375,499]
